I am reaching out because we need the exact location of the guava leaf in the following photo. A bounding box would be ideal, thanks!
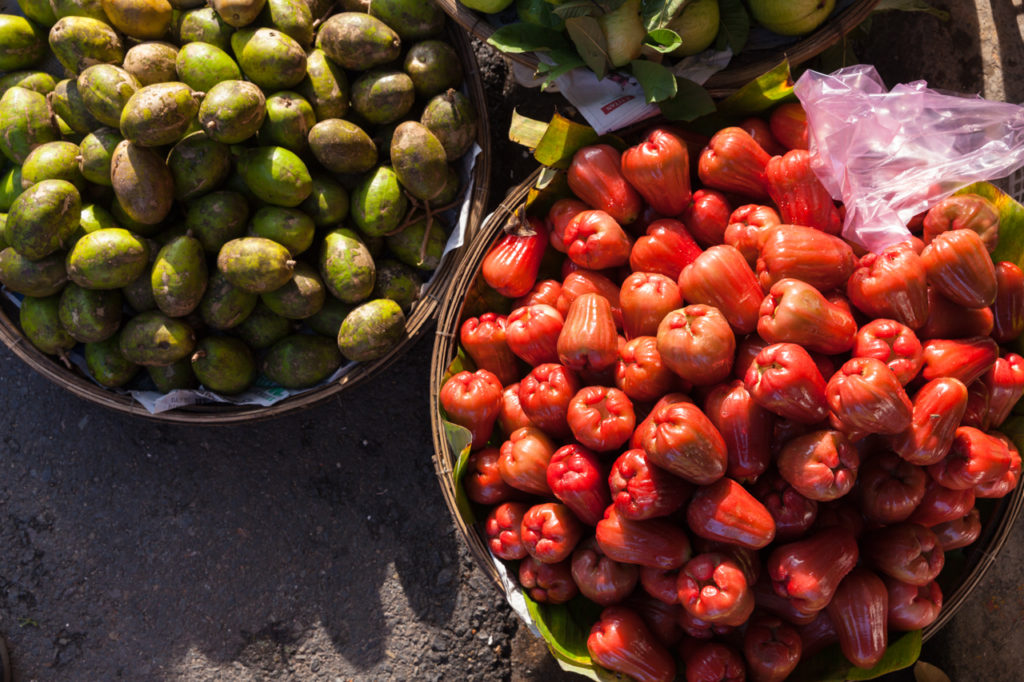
[534,112,600,169]
[553,0,610,20]
[630,59,678,103]
[715,0,749,53]
[535,49,587,89]
[641,0,690,31]
[487,23,570,53]
[644,27,683,53]
[874,0,950,20]
[565,16,611,80]
[657,76,716,121]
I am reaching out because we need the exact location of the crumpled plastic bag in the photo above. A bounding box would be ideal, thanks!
[793,64,1024,252]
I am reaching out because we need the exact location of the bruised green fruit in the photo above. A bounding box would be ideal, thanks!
[16,0,57,26]
[233,300,289,348]
[190,335,255,394]
[351,165,406,237]
[369,0,443,39]
[316,13,400,71]
[0,15,47,71]
[21,141,85,191]
[48,78,101,134]
[120,82,199,146]
[391,120,448,201]
[51,0,107,22]
[66,227,150,288]
[258,91,315,153]
[78,127,121,186]
[7,179,81,260]
[58,282,122,342]
[147,356,196,391]
[122,41,179,85]
[48,16,125,74]
[77,63,139,128]
[261,261,324,319]
[307,118,377,175]
[109,195,163,236]
[260,0,313,47]
[175,41,241,92]
[85,333,141,387]
[301,174,348,227]
[120,310,196,365]
[306,296,351,338]
[0,87,59,164]
[217,236,294,293]
[373,258,420,311]
[0,247,67,296]
[74,202,118,243]
[121,263,156,312]
[319,227,374,303]
[235,146,311,207]
[185,189,250,252]
[230,27,307,92]
[167,131,232,201]
[433,165,461,206]
[248,205,313,255]
[0,70,56,95]
[176,7,233,50]
[110,140,174,225]
[151,235,207,316]
[262,333,341,387]
[350,70,414,126]
[297,49,349,120]
[100,0,173,40]
[421,89,478,161]
[404,40,463,98]
[0,167,23,211]
[386,216,446,271]
[210,0,266,28]
[21,294,76,355]
[200,268,257,329]
[198,80,266,144]
[337,298,405,362]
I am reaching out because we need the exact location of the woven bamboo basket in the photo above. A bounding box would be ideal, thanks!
[435,0,880,94]
[430,167,1024,659]
[0,18,492,425]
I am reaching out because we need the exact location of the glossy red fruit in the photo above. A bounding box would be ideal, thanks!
[546,444,609,526]
[750,471,818,541]
[630,392,693,450]
[519,555,578,603]
[827,569,889,670]
[514,278,562,309]
[566,386,636,453]
[992,261,1024,343]
[460,313,520,387]
[568,144,644,225]
[518,363,579,439]
[485,502,530,560]
[758,278,857,355]
[620,271,682,339]
[630,218,703,280]
[922,193,999,252]
[975,433,1021,498]
[753,573,820,625]
[858,451,927,525]
[739,116,786,156]
[907,478,975,526]
[628,593,685,646]
[558,293,619,373]
[846,243,929,329]
[769,102,809,151]
[571,537,640,606]
[795,610,838,658]
[744,342,829,424]
[862,522,944,586]
[498,382,532,434]
[743,614,802,682]
[687,477,776,549]
[920,336,998,386]
[596,506,693,570]
[464,447,519,506]
[826,357,913,436]
[932,507,982,550]
[682,641,746,682]
[564,210,633,270]
[765,149,841,235]
[678,245,763,335]
[767,528,859,613]
[505,304,563,367]
[609,448,693,521]
[677,552,755,626]
[962,379,991,431]
[756,224,856,293]
[521,502,583,563]
[724,204,781,266]
[498,425,556,496]
[439,369,503,450]
[984,353,1024,428]
[548,198,589,253]
[616,336,679,403]
[640,566,681,604]
[885,576,943,631]
[733,335,768,382]
[920,228,997,308]
[481,216,548,298]
[621,127,692,217]
[928,426,1012,490]
[642,400,728,485]
[704,380,773,481]
[890,377,968,466]
[557,270,623,328]
[918,287,993,340]
[698,126,771,199]
[851,319,924,386]
[777,429,859,502]
[587,606,677,682]
[657,305,735,386]
[682,188,732,247]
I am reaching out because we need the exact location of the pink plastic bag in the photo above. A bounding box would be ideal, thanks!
[793,65,1024,252]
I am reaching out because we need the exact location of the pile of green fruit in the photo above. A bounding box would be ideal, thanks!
[0,0,479,398]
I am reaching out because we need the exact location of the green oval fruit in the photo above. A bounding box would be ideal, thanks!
[121,262,156,312]
[262,333,341,388]
[298,49,349,121]
[176,7,233,50]
[217,236,294,293]
[351,165,407,238]
[369,0,443,39]
[50,0,108,22]
[58,282,122,342]
[373,258,420,311]
[120,81,199,146]
[391,120,448,201]
[120,310,196,366]
[48,78,101,134]
[198,79,266,144]
[0,86,59,164]
[404,40,463,98]
[306,296,351,338]
[147,356,197,391]
[261,261,324,319]
[16,0,57,26]
[122,41,179,85]
[78,127,122,186]
[350,70,415,126]
[301,174,349,227]
[21,141,85,191]
[319,227,375,303]
[167,131,232,201]
[100,0,173,40]
[337,297,405,362]
[0,167,24,211]
[85,333,141,387]
[48,16,125,74]
[248,205,313,255]
[66,227,150,288]
[0,14,48,71]
[210,0,266,28]
[236,146,311,207]
[0,247,67,296]
[77,63,140,128]
[260,0,313,47]
[175,41,241,92]
[307,118,377,175]
[230,26,307,92]
[433,164,461,206]
[74,202,119,241]
[199,268,257,329]
[386,215,446,271]
[190,335,256,394]
[21,294,76,355]
[233,300,289,348]
[0,70,57,95]
[151,235,208,316]
[7,179,81,260]
[421,89,478,161]
[185,189,250,252]
[316,12,400,71]
[258,91,315,153]
[110,140,175,225]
